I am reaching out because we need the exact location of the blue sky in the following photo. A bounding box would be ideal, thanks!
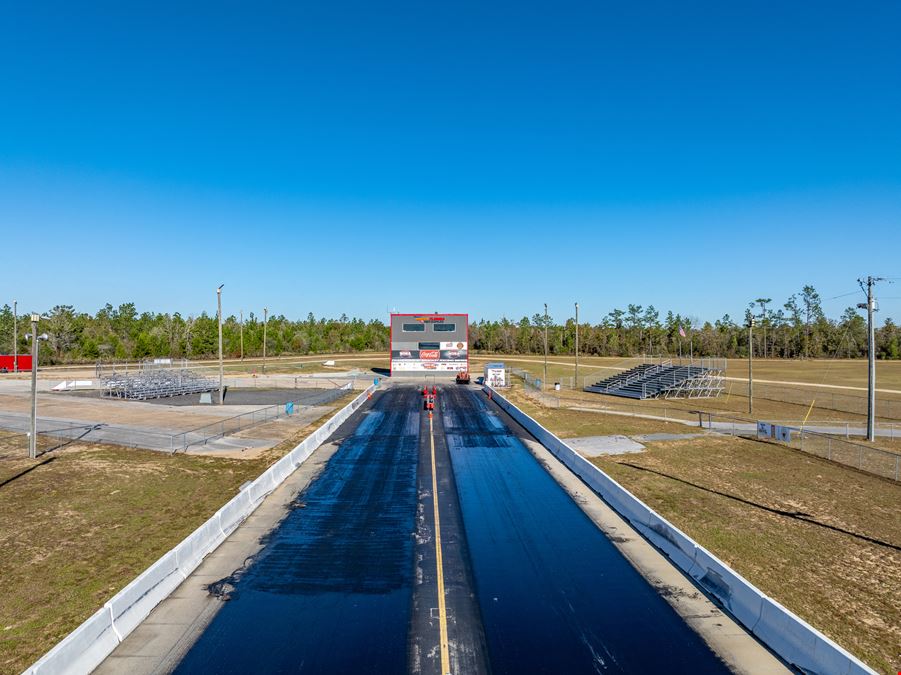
[1,1,899,325]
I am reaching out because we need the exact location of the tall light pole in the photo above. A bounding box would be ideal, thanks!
[263,307,268,374]
[756,298,771,359]
[543,303,548,390]
[12,300,17,373]
[240,309,244,361]
[746,315,755,415]
[217,285,225,405]
[859,276,884,442]
[26,313,47,459]
[574,302,579,390]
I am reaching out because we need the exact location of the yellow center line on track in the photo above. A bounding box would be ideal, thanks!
[429,413,451,674]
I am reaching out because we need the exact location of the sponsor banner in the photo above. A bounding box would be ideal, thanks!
[440,341,468,350]
[419,349,440,360]
[392,360,467,372]
[440,349,468,360]
[391,350,418,359]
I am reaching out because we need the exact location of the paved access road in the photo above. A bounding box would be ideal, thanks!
[171,386,734,674]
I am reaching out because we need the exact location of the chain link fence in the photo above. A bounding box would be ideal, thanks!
[510,368,901,482]
[0,386,354,456]
[696,411,901,482]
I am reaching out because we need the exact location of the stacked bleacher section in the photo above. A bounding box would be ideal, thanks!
[101,365,217,400]
[584,360,724,399]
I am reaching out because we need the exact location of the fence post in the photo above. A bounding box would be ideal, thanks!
[827,437,832,461]
[896,455,899,482]
[846,422,849,439]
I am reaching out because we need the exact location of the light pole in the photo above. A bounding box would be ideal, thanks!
[12,300,17,373]
[26,314,48,459]
[240,309,244,360]
[746,315,755,416]
[263,307,268,374]
[543,303,548,391]
[574,302,579,390]
[217,285,225,405]
[756,298,771,359]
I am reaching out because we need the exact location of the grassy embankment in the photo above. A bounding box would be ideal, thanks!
[0,399,352,674]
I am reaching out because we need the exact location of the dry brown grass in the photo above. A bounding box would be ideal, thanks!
[503,387,694,437]
[592,434,901,674]
[0,406,346,674]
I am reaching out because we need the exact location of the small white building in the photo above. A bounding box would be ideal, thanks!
[484,362,506,387]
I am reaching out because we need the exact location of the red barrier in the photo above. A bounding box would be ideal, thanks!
[0,355,32,371]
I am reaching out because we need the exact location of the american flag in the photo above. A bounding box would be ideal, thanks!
[679,325,686,338]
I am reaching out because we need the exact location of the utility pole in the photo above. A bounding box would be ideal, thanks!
[239,309,244,360]
[217,285,225,405]
[858,276,884,442]
[543,303,548,391]
[747,315,755,415]
[12,300,17,373]
[263,307,268,374]
[574,302,579,391]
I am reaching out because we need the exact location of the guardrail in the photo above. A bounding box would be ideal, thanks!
[484,385,876,675]
[24,383,377,675]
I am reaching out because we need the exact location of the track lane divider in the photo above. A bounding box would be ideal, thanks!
[429,411,451,674]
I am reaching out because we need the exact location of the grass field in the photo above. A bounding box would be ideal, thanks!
[503,387,694,437]
[0,405,345,674]
[478,352,901,426]
[592,434,901,674]
[470,353,901,394]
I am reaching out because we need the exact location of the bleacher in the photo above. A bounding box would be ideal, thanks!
[585,362,711,399]
[102,368,218,400]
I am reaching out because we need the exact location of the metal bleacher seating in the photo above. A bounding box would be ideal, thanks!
[584,362,711,399]
[102,368,217,400]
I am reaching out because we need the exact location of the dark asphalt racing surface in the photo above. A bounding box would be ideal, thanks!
[173,385,734,674]
[441,386,730,674]
[174,387,421,674]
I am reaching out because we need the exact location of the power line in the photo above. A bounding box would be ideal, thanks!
[826,290,861,300]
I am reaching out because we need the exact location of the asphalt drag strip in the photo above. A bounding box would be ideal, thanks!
[441,386,733,674]
[408,393,491,675]
[172,387,421,674]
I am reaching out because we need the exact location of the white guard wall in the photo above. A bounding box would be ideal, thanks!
[24,384,377,675]
[484,386,876,675]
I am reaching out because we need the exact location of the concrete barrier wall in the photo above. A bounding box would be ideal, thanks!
[485,386,876,675]
[26,384,377,675]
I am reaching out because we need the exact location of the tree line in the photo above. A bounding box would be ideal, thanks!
[0,304,389,365]
[470,285,900,360]
[1,285,898,365]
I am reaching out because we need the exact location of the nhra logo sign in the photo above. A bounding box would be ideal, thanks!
[419,349,440,360]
